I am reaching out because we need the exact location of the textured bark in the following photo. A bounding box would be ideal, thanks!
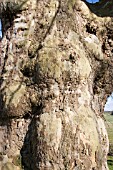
[0,0,113,169]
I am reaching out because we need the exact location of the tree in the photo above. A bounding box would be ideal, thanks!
[0,0,112,169]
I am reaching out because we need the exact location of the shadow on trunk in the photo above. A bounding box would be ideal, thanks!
[0,0,28,39]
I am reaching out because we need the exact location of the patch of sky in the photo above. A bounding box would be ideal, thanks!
[86,0,99,3]
[104,93,113,112]
[0,19,2,39]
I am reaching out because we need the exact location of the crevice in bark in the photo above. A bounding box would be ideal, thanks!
[20,117,37,170]
[0,1,28,39]
[86,23,97,35]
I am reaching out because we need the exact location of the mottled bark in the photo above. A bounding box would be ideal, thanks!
[0,0,112,169]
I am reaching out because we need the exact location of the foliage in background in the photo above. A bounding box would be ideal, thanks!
[104,112,113,170]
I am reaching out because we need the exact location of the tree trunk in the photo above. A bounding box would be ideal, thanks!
[0,0,112,169]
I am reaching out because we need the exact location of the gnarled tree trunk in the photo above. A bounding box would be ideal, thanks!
[0,0,112,169]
